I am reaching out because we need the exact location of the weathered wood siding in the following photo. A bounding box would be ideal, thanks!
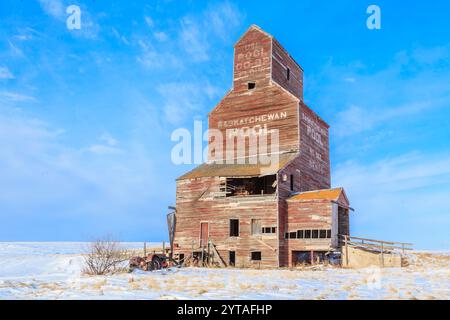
[284,200,332,266]
[209,27,301,160]
[174,25,344,268]
[298,102,331,191]
[233,27,272,93]
[174,177,279,267]
[271,39,303,100]
[209,86,300,159]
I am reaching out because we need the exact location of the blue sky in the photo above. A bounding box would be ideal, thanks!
[0,0,449,249]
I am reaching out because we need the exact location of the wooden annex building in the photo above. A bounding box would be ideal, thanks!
[172,25,352,268]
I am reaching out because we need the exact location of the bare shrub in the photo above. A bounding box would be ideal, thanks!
[83,237,130,275]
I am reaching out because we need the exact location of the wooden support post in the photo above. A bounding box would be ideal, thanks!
[344,235,349,267]
[380,242,384,268]
[162,241,166,256]
[207,239,211,266]
[144,242,147,257]
[191,240,194,265]
[200,243,204,267]
[310,250,314,266]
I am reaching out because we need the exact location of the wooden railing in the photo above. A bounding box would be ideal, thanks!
[340,235,413,268]
[340,235,413,254]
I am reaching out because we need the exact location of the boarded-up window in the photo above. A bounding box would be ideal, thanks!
[297,230,304,239]
[319,230,327,239]
[230,219,239,237]
[251,219,261,235]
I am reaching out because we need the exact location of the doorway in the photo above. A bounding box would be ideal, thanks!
[338,207,349,246]
[200,222,209,247]
[229,251,235,267]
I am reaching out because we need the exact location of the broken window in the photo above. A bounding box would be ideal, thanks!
[251,219,261,235]
[262,227,276,234]
[226,175,276,197]
[290,174,294,191]
[248,82,256,90]
[292,251,327,266]
[304,230,311,238]
[287,67,290,81]
[251,251,261,261]
[230,219,239,237]
[288,229,332,239]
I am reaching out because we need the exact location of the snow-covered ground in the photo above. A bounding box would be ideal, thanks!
[0,242,448,300]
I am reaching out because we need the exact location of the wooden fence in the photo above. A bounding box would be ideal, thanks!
[340,235,413,268]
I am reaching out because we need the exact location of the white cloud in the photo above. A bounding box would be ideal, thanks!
[334,100,434,137]
[38,1,100,39]
[312,45,450,138]
[8,41,25,58]
[0,67,14,80]
[136,2,243,69]
[332,152,450,248]
[154,31,168,42]
[99,132,118,146]
[157,81,220,124]
[0,92,36,102]
[84,144,122,155]
[145,16,154,28]
[343,77,355,83]
[178,2,243,62]
[0,103,170,237]
[334,152,450,195]
[179,17,210,62]
[136,39,182,69]
[204,1,242,41]
[83,133,122,155]
[112,28,130,45]
[38,0,65,20]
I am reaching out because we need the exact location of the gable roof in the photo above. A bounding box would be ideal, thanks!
[234,24,273,46]
[234,25,303,70]
[288,188,349,205]
[177,152,298,180]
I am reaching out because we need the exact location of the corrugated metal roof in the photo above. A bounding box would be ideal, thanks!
[177,152,298,180]
[288,188,344,201]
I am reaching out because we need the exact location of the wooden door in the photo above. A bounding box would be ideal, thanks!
[200,222,209,247]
